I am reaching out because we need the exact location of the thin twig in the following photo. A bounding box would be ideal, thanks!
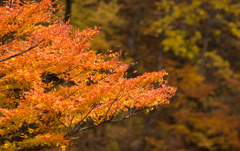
[10,0,13,8]
[68,104,97,135]
[104,89,122,122]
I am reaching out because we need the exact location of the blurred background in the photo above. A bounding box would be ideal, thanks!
[2,0,240,150]
[54,1,240,150]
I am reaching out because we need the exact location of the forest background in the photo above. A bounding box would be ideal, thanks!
[1,0,240,151]
[51,0,240,150]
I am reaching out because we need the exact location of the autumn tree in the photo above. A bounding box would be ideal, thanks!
[0,0,176,150]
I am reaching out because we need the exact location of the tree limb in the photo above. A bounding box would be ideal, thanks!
[0,39,44,63]
[66,108,146,138]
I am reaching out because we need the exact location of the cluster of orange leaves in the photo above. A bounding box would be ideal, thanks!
[0,0,175,150]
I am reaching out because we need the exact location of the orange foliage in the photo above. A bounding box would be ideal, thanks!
[0,0,175,150]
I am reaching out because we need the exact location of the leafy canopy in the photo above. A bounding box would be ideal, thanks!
[0,0,175,150]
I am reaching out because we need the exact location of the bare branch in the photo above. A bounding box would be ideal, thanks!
[10,0,13,8]
[109,110,144,123]
[67,108,146,138]
[0,39,44,63]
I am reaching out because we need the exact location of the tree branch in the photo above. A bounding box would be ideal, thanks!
[66,108,146,138]
[67,104,97,135]
[103,89,122,122]
[0,39,44,63]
